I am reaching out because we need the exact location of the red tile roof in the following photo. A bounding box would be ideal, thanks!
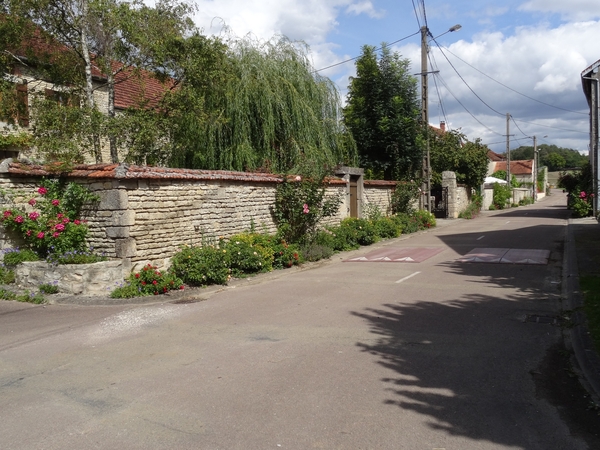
[487,150,505,161]
[493,160,533,175]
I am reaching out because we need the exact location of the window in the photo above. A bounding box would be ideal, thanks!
[0,81,29,127]
[45,89,80,108]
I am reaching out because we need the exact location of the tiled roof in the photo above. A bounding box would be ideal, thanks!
[3,162,347,185]
[493,160,533,175]
[487,150,505,161]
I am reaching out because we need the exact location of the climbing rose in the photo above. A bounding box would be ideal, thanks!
[28,198,36,206]
[51,199,60,206]
[303,203,309,214]
[3,210,12,218]
[37,187,47,195]
[29,212,39,220]
[55,223,65,231]
[15,215,23,223]
[37,232,44,239]
[580,191,586,198]
[74,219,80,225]
[53,232,60,238]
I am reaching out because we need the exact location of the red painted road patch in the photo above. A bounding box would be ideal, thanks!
[457,248,550,265]
[344,247,445,263]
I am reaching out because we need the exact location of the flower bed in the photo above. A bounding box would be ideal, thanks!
[14,260,123,296]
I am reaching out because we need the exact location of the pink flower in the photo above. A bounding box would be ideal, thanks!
[62,218,70,224]
[29,212,40,221]
[55,223,65,231]
[56,213,63,219]
[303,203,309,214]
[3,210,12,218]
[28,198,36,206]
[52,232,60,238]
[580,191,586,198]
[37,187,47,195]
[74,219,81,225]
[37,232,44,239]
[51,199,60,206]
[295,176,301,181]
[15,215,23,223]
[26,230,32,236]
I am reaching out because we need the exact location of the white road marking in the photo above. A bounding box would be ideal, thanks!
[395,271,421,284]
[477,235,485,240]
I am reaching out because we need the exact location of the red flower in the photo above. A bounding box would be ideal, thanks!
[135,273,140,279]
[37,187,47,195]
[141,281,146,285]
[152,280,157,285]
[37,232,44,239]
[3,210,12,218]
[52,232,60,238]
[15,215,23,223]
[180,285,184,290]
[51,199,60,206]
[29,212,39,221]
[63,218,70,224]
[28,198,36,206]
[74,219,80,225]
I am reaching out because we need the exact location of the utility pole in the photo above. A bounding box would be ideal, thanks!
[421,25,431,212]
[533,135,537,202]
[506,113,511,184]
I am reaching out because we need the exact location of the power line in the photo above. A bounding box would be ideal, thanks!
[431,36,505,117]
[436,44,588,116]
[312,31,420,74]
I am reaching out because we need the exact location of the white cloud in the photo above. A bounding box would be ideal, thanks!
[519,0,600,21]
[346,1,385,19]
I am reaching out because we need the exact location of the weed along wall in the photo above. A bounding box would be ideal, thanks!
[0,162,394,270]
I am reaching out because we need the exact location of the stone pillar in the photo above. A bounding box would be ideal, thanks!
[99,188,136,259]
[442,171,458,219]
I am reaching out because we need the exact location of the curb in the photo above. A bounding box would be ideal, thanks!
[564,218,600,402]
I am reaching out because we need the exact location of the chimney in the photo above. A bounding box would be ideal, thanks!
[440,121,446,132]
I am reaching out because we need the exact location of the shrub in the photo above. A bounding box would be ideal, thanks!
[170,245,230,286]
[459,194,482,219]
[225,233,274,276]
[391,180,420,214]
[492,183,512,209]
[340,218,379,246]
[372,217,402,239]
[0,265,15,284]
[39,283,59,294]
[571,191,593,218]
[273,174,343,244]
[300,243,334,262]
[413,210,436,230]
[0,288,45,304]
[0,181,98,258]
[3,248,40,266]
[111,264,184,298]
[393,213,420,234]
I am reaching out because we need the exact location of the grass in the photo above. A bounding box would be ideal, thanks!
[580,276,600,354]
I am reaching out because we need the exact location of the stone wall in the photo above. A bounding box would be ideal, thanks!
[0,163,386,270]
[363,181,396,215]
[441,171,471,218]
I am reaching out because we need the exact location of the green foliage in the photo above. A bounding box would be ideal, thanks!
[372,216,402,239]
[0,132,33,150]
[170,244,230,286]
[429,131,488,189]
[46,249,107,265]
[343,44,421,180]
[510,144,587,171]
[166,35,357,172]
[339,218,379,246]
[492,183,512,209]
[0,288,45,304]
[39,283,59,294]
[459,194,482,219]
[299,243,333,262]
[390,180,420,214]
[413,210,436,229]
[393,213,421,234]
[225,233,274,276]
[0,265,16,284]
[0,182,98,257]
[111,264,183,298]
[273,174,343,244]
[570,192,593,218]
[2,248,40,266]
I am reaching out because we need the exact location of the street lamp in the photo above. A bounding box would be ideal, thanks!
[421,24,461,212]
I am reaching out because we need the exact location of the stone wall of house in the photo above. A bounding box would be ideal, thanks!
[441,171,471,218]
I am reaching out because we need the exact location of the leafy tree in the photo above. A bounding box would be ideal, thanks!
[343,45,421,180]
[429,129,489,189]
[510,144,587,171]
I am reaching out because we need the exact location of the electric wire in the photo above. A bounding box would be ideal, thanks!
[510,115,531,138]
[411,0,422,29]
[436,44,587,116]
[428,48,449,126]
[312,31,420,73]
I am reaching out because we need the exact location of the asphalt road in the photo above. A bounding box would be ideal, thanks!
[0,193,595,449]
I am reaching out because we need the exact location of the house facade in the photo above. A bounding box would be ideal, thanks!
[581,59,600,216]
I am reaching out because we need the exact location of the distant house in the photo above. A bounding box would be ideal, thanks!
[581,59,599,215]
[1,27,171,163]
[490,159,535,186]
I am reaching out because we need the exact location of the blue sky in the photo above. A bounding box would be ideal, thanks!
[191,0,600,153]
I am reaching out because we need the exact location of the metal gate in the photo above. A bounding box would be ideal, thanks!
[430,187,448,219]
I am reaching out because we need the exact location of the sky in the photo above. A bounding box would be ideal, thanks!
[188,0,600,154]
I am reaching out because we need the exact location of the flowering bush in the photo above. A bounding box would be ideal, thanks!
[273,174,342,244]
[571,191,593,218]
[0,181,98,257]
[110,264,184,298]
[225,233,274,276]
[170,244,230,286]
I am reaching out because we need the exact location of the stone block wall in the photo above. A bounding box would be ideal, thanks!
[364,181,395,215]
[0,163,359,269]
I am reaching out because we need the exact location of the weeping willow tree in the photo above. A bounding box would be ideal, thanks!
[167,36,357,173]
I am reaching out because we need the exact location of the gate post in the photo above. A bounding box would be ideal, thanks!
[442,171,458,219]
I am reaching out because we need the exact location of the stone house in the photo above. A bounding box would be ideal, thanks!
[581,58,599,216]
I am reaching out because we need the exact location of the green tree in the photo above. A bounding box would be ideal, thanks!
[343,45,421,180]
[429,129,489,189]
